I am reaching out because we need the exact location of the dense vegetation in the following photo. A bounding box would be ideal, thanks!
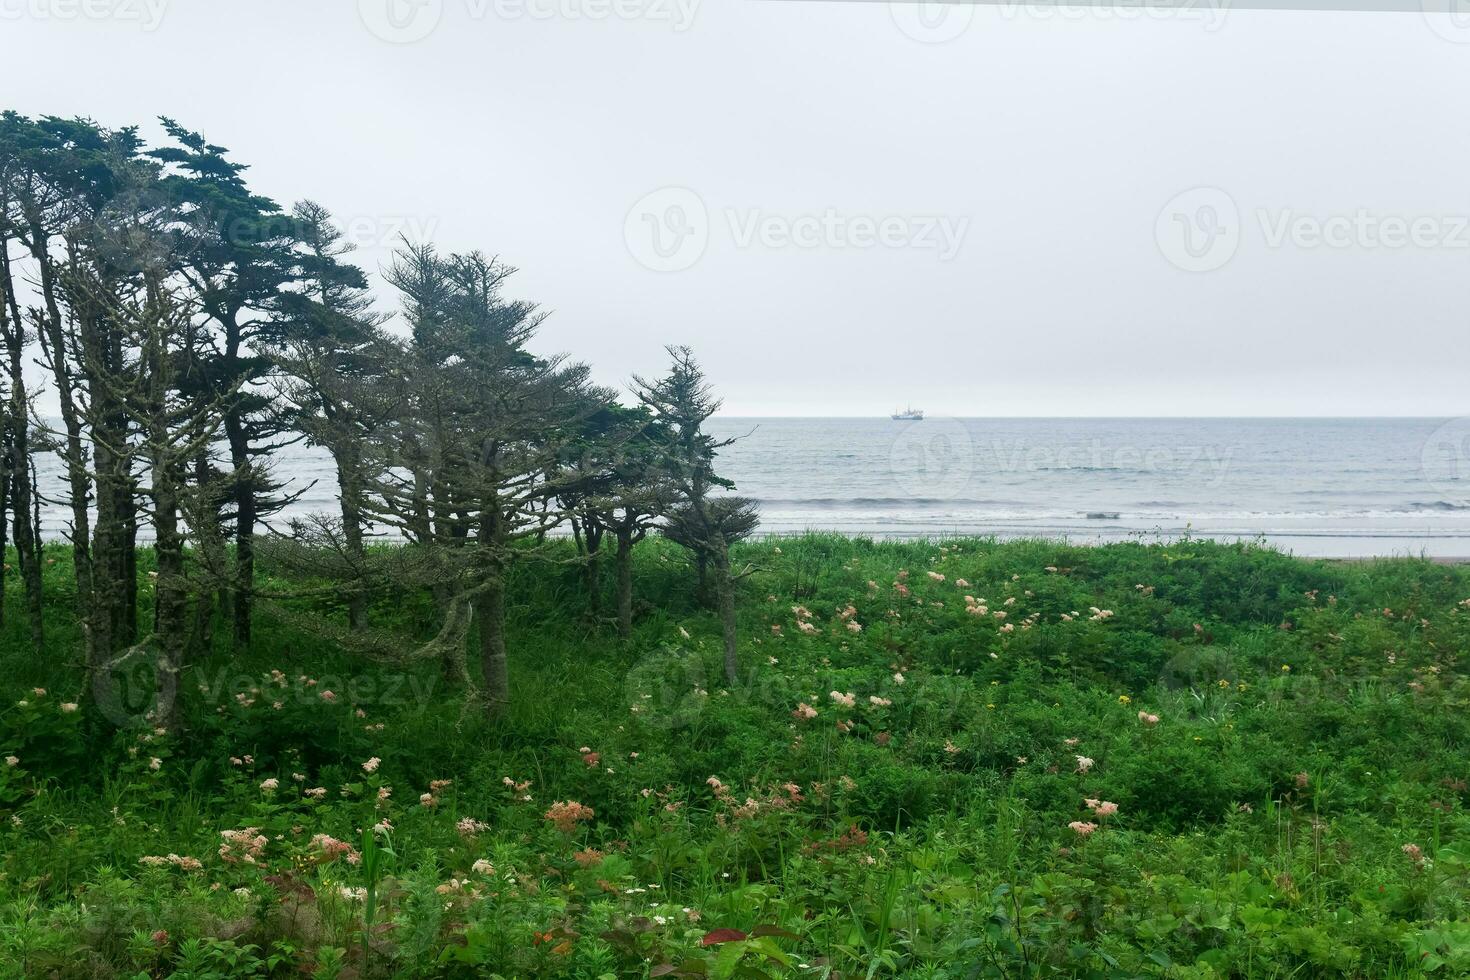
[3,535,1469,978]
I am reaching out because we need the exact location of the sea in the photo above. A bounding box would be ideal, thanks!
[27,417,1470,558]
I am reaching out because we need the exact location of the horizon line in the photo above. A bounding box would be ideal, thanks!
[712,414,1469,420]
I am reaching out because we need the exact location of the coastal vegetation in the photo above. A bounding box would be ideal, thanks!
[2,110,1469,977]
[1,537,1469,977]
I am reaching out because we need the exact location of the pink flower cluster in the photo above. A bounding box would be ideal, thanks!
[310,834,361,865]
[219,827,268,865]
[138,853,202,871]
[544,800,594,833]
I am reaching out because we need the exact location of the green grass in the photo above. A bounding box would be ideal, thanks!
[2,535,1469,977]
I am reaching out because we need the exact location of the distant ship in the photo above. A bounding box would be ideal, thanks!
[891,406,925,421]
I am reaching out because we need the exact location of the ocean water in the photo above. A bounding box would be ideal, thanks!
[28,417,1470,557]
[704,417,1470,557]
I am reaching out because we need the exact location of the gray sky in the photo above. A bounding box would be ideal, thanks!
[6,0,1469,416]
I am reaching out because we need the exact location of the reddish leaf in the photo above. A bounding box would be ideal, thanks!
[701,928,748,946]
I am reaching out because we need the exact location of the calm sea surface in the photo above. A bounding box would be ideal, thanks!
[31,418,1470,557]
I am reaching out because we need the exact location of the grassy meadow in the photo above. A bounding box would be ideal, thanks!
[1,535,1469,978]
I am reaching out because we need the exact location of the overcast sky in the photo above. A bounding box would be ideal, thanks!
[6,1,1469,416]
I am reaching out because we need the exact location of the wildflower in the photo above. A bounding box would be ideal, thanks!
[796,620,819,635]
[219,827,268,865]
[259,778,279,794]
[310,834,359,864]
[420,792,436,807]
[151,930,169,946]
[927,571,945,582]
[60,702,78,713]
[1064,738,1079,747]
[582,751,600,767]
[679,627,691,639]
[4,756,17,767]
[1402,843,1425,867]
[31,688,45,697]
[868,696,892,708]
[319,690,337,703]
[544,800,594,833]
[792,702,818,721]
[1075,756,1095,774]
[829,691,856,708]
[1085,799,1119,817]
[148,757,162,771]
[1117,695,1131,705]
[362,757,381,774]
[943,739,960,755]
[893,672,906,685]
[770,624,783,636]
[457,816,490,835]
[339,886,368,902]
[472,858,495,875]
[1294,771,1309,789]
[1138,711,1159,726]
[846,621,863,633]
[706,775,729,795]
[304,787,327,799]
[1068,821,1098,836]
[1281,664,1291,673]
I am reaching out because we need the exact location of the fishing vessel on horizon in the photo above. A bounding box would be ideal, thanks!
[891,406,925,421]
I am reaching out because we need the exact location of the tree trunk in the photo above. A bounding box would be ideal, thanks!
[712,539,738,684]
[585,543,602,617]
[615,529,635,638]
[695,551,710,608]
[336,450,367,630]
[476,575,508,714]
[150,470,187,731]
[227,430,254,647]
[189,453,223,654]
